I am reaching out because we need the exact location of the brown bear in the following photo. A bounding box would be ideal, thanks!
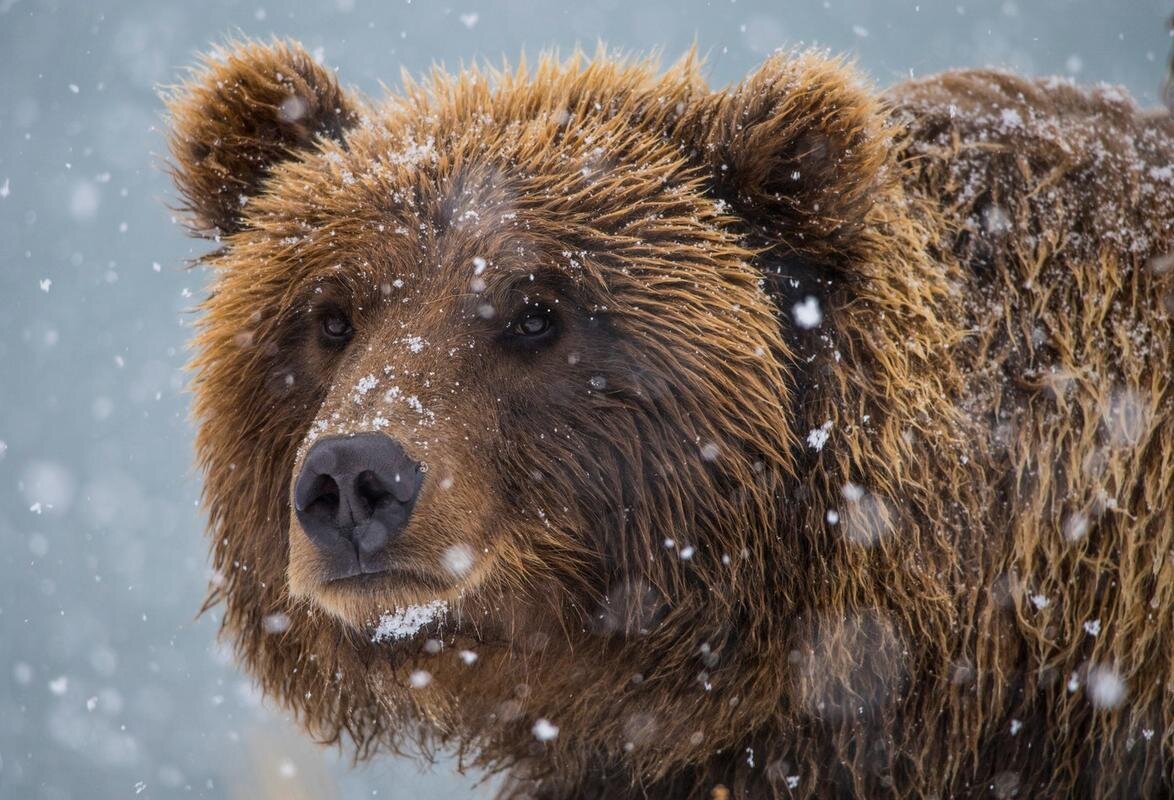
[165,39,1173,799]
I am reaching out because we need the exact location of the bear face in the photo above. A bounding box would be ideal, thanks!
[168,40,990,796]
[263,103,796,631]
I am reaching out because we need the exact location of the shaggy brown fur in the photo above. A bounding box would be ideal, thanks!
[165,39,1173,799]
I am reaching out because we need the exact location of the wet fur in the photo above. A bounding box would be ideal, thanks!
[166,40,1173,798]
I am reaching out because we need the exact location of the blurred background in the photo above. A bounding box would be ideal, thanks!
[0,1,1169,797]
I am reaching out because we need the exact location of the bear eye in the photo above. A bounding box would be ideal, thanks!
[506,308,557,342]
[513,312,551,336]
[319,311,354,348]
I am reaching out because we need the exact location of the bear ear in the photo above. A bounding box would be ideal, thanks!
[164,39,363,237]
[673,53,890,257]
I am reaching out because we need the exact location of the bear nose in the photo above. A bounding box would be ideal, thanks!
[294,433,423,567]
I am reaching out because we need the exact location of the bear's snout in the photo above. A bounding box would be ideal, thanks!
[293,433,423,579]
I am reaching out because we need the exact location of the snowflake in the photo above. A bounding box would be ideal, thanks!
[791,296,823,329]
[806,420,833,451]
[1086,665,1126,709]
[532,718,559,741]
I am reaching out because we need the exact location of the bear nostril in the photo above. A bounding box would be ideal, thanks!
[355,469,392,516]
[301,473,341,517]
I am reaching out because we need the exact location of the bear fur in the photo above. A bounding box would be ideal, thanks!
[165,40,1173,799]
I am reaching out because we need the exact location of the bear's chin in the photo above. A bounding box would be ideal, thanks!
[286,517,501,632]
[287,563,458,631]
[300,573,446,623]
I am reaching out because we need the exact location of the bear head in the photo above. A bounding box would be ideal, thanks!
[167,39,949,791]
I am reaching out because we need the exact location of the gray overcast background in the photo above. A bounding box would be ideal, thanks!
[0,1,1169,798]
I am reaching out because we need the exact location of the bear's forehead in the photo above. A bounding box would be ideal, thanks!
[249,140,610,285]
[305,112,694,215]
[249,59,714,226]
[241,112,734,295]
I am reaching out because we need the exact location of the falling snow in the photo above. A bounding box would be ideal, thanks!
[442,543,475,576]
[791,296,823,329]
[2,5,1167,798]
[532,719,559,742]
[1086,665,1126,709]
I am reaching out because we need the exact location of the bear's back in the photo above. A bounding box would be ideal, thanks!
[890,70,1173,797]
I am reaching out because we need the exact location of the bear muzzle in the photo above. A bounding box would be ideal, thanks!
[293,432,423,580]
